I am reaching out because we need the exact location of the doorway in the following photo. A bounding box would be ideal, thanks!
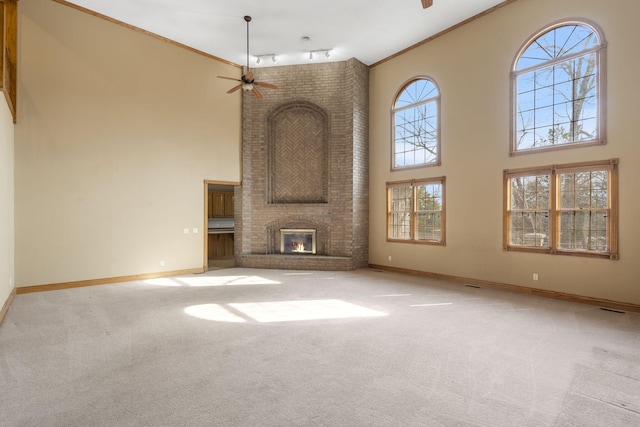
[204,180,238,271]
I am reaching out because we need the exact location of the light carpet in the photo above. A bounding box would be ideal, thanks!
[1,268,639,426]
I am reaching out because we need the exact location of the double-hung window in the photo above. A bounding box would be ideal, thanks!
[387,177,445,245]
[504,159,618,259]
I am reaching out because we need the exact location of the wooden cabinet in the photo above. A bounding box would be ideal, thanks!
[224,193,234,217]
[207,190,234,259]
[208,192,234,218]
[212,193,225,217]
[208,233,234,259]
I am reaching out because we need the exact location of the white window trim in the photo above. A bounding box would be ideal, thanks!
[509,19,607,156]
[391,76,442,170]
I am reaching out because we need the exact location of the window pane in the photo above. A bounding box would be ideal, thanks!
[395,79,438,108]
[389,186,411,240]
[575,117,597,142]
[509,174,550,247]
[554,65,572,85]
[513,23,602,152]
[510,175,549,210]
[534,82,554,109]
[391,187,411,211]
[393,79,439,168]
[416,213,441,241]
[559,210,607,251]
[558,169,609,252]
[390,213,411,240]
[516,24,599,70]
[560,171,608,209]
[517,87,535,113]
[553,101,572,133]
[509,212,549,247]
[415,183,443,242]
[417,183,442,207]
[535,105,554,129]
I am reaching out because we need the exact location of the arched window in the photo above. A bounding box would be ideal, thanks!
[392,78,440,169]
[511,20,606,154]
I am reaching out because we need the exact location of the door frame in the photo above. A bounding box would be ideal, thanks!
[203,180,240,271]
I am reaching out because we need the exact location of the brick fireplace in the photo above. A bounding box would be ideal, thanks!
[235,58,369,270]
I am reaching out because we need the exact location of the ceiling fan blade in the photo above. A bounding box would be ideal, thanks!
[252,87,264,99]
[421,0,433,8]
[255,81,278,90]
[218,76,242,82]
[227,84,242,94]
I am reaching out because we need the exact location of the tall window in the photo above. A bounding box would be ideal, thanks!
[387,177,445,245]
[511,21,606,155]
[392,78,440,169]
[504,159,618,259]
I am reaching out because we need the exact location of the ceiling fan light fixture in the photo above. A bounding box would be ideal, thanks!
[217,16,278,99]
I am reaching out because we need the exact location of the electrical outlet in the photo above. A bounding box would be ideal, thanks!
[533,273,539,281]
[184,228,190,234]
[193,228,198,234]
[9,277,13,287]
[160,260,165,267]
[388,255,392,261]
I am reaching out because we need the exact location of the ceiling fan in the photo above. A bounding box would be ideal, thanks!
[421,0,433,8]
[217,15,278,100]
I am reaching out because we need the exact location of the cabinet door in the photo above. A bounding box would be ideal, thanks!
[208,234,215,259]
[224,193,234,217]
[207,192,214,218]
[225,234,234,257]
[212,193,225,217]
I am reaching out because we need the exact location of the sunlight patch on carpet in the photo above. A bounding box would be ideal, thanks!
[143,278,182,287]
[184,304,246,323]
[410,303,453,307]
[144,276,281,287]
[229,299,388,323]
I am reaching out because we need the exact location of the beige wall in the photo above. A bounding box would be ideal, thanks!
[369,0,640,304]
[14,0,241,286]
[0,97,14,304]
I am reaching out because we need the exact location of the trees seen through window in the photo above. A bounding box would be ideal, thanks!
[392,78,440,169]
[512,21,605,154]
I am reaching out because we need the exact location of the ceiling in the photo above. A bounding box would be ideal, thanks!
[64,0,509,68]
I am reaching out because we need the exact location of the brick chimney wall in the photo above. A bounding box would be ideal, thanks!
[235,58,369,270]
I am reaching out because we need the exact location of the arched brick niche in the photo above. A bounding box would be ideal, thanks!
[267,101,329,204]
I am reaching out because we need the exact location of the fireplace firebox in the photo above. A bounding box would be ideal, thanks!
[280,229,316,254]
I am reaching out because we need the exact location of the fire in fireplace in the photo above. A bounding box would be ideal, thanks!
[280,229,316,254]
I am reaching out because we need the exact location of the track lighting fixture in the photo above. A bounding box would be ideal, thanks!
[255,54,277,65]
[308,49,332,61]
